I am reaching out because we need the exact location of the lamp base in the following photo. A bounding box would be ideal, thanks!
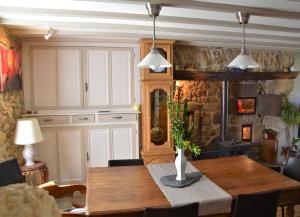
[23,144,35,167]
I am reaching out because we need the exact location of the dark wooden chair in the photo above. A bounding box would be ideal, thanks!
[0,158,24,187]
[283,157,300,181]
[108,159,144,167]
[193,151,220,160]
[143,203,199,217]
[280,157,300,217]
[232,190,281,217]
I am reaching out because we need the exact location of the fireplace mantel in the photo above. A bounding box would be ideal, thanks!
[173,70,299,81]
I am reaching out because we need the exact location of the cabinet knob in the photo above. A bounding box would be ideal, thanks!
[112,116,123,119]
[43,118,54,122]
[79,117,89,121]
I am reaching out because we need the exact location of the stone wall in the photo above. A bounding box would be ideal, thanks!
[0,25,23,163]
[174,80,221,150]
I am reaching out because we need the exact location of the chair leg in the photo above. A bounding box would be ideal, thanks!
[282,206,285,217]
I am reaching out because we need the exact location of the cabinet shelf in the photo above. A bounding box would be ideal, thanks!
[173,69,299,81]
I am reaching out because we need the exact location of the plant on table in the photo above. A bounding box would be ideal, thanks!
[168,90,201,181]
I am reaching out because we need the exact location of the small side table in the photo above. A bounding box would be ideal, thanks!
[21,161,49,186]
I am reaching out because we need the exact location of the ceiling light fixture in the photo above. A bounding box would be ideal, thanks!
[44,28,54,40]
[228,12,260,70]
[137,3,172,72]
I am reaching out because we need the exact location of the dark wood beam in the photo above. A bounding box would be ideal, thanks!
[173,70,299,81]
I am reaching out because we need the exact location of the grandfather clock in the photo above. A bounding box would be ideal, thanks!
[140,39,175,164]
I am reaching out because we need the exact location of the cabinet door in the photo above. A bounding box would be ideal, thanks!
[57,127,84,183]
[57,49,82,107]
[32,48,57,108]
[85,127,110,167]
[111,125,136,159]
[85,49,109,107]
[111,50,133,106]
[35,128,58,181]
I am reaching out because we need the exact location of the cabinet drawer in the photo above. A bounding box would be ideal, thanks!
[72,114,95,124]
[37,116,69,125]
[98,114,137,122]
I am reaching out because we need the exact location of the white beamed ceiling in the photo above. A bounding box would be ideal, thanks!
[1,0,300,50]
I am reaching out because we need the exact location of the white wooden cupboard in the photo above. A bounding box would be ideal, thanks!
[33,113,139,184]
[23,42,140,184]
[35,127,85,184]
[29,46,134,110]
[85,124,138,167]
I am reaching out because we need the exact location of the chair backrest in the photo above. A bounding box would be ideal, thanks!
[108,159,144,167]
[283,157,300,181]
[143,203,199,217]
[0,158,24,187]
[232,190,280,217]
[193,151,220,160]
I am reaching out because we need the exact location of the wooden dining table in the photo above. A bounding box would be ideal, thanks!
[86,156,300,217]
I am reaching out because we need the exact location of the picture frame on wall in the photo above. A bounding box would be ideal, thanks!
[242,124,252,142]
[237,97,256,115]
[0,45,22,92]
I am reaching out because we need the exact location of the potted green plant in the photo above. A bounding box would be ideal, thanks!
[281,95,300,159]
[262,129,278,140]
[168,95,201,181]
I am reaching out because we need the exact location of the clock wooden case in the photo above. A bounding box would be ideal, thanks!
[140,39,175,164]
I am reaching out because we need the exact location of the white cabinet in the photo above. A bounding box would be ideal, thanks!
[111,50,132,106]
[29,46,134,110]
[84,48,134,108]
[57,49,82,107]
[35,128,58,181]
[31,47,83,109]
[35,127,85,184]
[57,128,84,183]
[85,49,109,107]
[32,48,57,108]
[85,127,110,167]
[85,124,138,167]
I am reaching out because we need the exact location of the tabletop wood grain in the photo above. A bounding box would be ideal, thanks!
[86,156,300,217]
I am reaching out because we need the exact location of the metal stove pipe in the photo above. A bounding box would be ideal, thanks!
[221,81,229,142]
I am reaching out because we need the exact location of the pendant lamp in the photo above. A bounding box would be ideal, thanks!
[228,12,260,69]
[137,3,172,72]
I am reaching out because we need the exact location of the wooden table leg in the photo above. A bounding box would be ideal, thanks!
[286,205,295,217]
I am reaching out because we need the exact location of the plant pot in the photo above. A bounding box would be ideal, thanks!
[175,148,187,181]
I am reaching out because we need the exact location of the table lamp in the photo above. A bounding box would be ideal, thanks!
[14,118,44,166]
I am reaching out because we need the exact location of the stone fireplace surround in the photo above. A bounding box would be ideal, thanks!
[173,45,298,163]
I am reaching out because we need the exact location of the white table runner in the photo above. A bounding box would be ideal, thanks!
[147,162,232,216]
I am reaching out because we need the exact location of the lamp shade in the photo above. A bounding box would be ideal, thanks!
[14,118,44,145]
[228,53,260,69]
[137,48,172,70]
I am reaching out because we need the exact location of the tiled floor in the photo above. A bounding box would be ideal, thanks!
[277,205,300,217]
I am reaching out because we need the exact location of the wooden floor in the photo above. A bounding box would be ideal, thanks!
[277,205,300,217]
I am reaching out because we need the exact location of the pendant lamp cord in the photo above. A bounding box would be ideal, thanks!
[241,22,246,54]
[152,15,157,49]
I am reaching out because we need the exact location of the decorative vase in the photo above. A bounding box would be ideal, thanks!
[175,148,187,181]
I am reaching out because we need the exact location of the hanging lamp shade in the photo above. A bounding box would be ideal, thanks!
[228,53,260,69]
[137,48,172,70]
[137,3,172,72]
[228,12,260,69]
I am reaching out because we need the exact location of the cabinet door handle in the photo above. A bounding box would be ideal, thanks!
[85,83,89,92]
[43,118,54,122]
[112,116,123,119]
[86,152,90,161]
[78,117,89,121]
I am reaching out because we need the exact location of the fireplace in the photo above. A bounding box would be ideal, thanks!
[242,125,252,141]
